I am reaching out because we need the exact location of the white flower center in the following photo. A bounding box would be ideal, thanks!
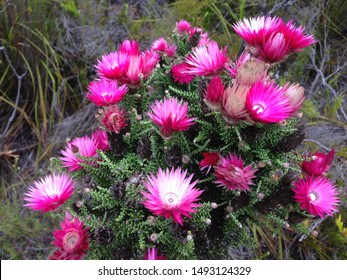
[308,191,319,202]
[253,103,265,114]
[164,192,179,205]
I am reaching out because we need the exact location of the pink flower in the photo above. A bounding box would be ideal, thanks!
[24,173,74,212]
[185,41,229,76]
[144,248,167,260]
[222,83,251,121]
[151,37,177,57]
[199,152,221,173]
[284,83,305,115]
[214,153,257,192]
[204,76,225,104]
[122,50,159,86]
[98,105,128,134]
[171,63,195,84]
[87,79,128,106]
[233,16,316,63]
[118,40,140,56]
[226,51,251,78]
[95,51,130,80]
[60,136,98,172]
[92,128,110,151]
[142,167,203,225]
[301,150,335,176]
[148,98,196,138]
[176,19,192,34]
[245,81,293,123]
[51,215,90,260]
[293,176,340,218]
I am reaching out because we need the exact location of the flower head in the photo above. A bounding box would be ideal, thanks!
[148,98,196,138]
[51,214,89,260]
[118,40,140,56]
[199,152,221,173]
[171,63,195,84]
[97,105,128,134]
[144,248,167,260]
[92,128,110,151]
[151,37,177,57]
[87,79,128,106]
[301,150,335,176]
[233,16,316,63]
[204,76,225,104]
[175,19,192,34]
[226,51,252,78]
[245,81,292,123]
[142,167,203,225]
[60,136,98,172]
[214,153,257,192]
[222,83,251,121]
[95,51,130,80]
[24,173,74,212]
[185,41,229,76]
[284,83,305,115]
[293,176,340,218]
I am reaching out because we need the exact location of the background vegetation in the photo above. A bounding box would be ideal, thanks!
[1,0,346,259]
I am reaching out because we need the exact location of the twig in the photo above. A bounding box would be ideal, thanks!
[0,45,28,140]
[302,139,331,151]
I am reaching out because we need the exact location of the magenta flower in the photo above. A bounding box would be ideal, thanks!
[171,63,195,84]
[148,98,196,138]
[185,41,229,76]
[293,176,340,218]
[301,150,335,176]
[91,128,110,151]
[50,214,90,260]
[233,16,316,63]
[59,136,98,172]
[214,153,257,192]
[24,173,74,212]
[144,248,167,260]
[98,105,128,134]
[118,39,140,56]
[87,79,128,106]
[142,167,203,225]
[204,76,225,104]
[95,51,130,80]
[175,19,192,34]
[199,152,221,174]
[122,50,159,86]
[151,37,177,57]
[245,81,292,123]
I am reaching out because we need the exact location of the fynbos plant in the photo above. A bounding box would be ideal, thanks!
[24,17,341,260]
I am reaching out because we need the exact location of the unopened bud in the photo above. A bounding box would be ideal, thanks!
[147,216,156,225]
[205,218,212,225]
[150,233,158,242]
[125,132,131,138]
[75,200,83,208]
[234,190,241,197]
[257,161,266,168]
[256,193,265,200]
[211,202,218,209]
[187,234,193,241]
[164,90,169,94]
[312,230,319,237]
[136,115,142,121]
[84,188,90,194]
[226,206,233,213]
[279,120,287,127]
[182,155,191,164]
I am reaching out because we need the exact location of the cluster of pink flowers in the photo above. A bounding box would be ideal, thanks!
[293,150,340,218]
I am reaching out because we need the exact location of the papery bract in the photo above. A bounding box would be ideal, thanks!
[98,105,128,134]
[199,152,221,174]
[92,128,110,151]
[171,63,195,84]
